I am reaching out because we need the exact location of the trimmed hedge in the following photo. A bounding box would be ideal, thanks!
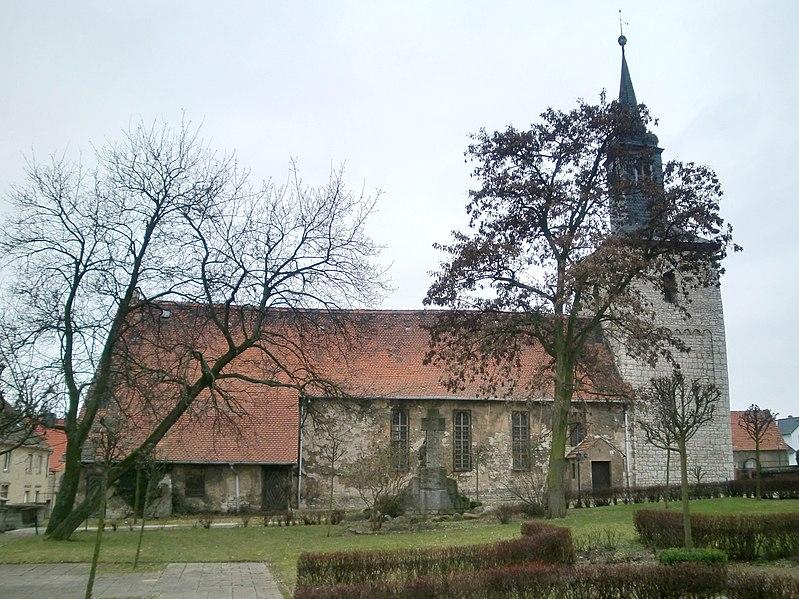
[296,522,574,588]
[569,477,799,507]
[727,570,799,599]
[293,562,729,599]
[658,547,728,566]
[635,509,799,560]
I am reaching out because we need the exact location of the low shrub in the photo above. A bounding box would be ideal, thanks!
[635,509,799,560]
[493,503,516,524]
[296,522,574,588]
[293,562,728,599]
[328,510,344,525]
[727,570,799,599]
[197,514,214,529]
[658,547,728,566]
[375,494,406,519]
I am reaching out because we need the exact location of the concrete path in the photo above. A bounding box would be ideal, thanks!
[0,562,284,599]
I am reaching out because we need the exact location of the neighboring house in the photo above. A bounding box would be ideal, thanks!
[0,430,52,528]
[36,420,68,512]
[730,411,790,476]
[777,416,799,466]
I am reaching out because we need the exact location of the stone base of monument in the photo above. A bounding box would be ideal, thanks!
[406,466,465,513]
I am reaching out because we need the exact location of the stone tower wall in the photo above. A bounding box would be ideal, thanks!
[610,277,734,486]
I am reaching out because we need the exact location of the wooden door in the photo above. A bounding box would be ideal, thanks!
[262,467,290,510]
[591,461,611,492]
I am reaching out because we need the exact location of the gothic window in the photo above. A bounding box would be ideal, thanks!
[0,483,8,501]
[511,411,531,470]
[185,467,206,498]
[571,462,577,480]
[453,410,472,471]
[2,452,10,472]
[662,271,677,304]
[568,423,585,447]
[25,453,33,474]
[36,455,43,475]
[391,408,409,471]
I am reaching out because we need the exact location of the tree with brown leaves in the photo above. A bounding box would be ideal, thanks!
[425,95,736,518]
[739,404,779,500]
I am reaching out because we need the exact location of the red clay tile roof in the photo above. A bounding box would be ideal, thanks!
[730,411,790,452]
[111,306,625,465]
[37,421,67,472]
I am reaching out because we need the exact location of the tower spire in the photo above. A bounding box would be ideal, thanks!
[617,32,637,107]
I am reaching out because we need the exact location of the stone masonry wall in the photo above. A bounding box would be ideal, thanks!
[302,397,628,509]
[609,274,734,486]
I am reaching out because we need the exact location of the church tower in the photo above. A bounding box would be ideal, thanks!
[605,35,735,486]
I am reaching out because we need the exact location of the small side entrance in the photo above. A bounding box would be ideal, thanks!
[262,466,291,511]
[591,461,611,492]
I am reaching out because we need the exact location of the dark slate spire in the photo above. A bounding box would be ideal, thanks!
[618,35,637,107]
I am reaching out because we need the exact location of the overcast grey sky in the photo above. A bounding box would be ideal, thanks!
[2,2,797,415]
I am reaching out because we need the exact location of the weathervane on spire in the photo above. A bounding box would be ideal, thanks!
[618,9,628,47]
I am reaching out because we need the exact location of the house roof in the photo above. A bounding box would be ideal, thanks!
[36,421,68,473]
[566,435,624,459]
[730,411,790,452]
[107,305,627,465]
[777,416,799,437]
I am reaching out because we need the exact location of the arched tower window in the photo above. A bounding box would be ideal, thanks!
[662,271,677,304]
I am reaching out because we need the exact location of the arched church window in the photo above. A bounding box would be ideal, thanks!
[568,422,585,447]
[662,271,677,304]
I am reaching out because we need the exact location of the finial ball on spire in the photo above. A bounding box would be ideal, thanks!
[618,35,627,47]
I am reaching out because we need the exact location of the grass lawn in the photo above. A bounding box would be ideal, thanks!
[2,498,797,595]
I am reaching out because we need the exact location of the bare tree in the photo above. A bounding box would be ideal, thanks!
[739,404,778,500]
[0,120,384,540]
[691,465,707,485]
[343,442,413,531]
[501,432,549,513]
[636,406,678,509]
[83,416,128,599]
[638,370,720,548]
[314,415,350,537]
[425,97,736,518]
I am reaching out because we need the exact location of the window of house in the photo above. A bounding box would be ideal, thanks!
[34,489,40,503]
[36,455,43,475]
[390,408,409,471]
[511,411,531,470]
[568,423,585,447]
[25,453,33,474]
[662,271,677,304]
[184,468,206,498]
[0,484,8,501]
[453,411,472,471]
[23,490,30,503]
[571,462,577,479]
[2,452,10,472]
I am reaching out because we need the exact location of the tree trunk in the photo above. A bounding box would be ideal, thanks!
[546,352,574,519]
[45,438,83,535]
[755,438,762,500]
[49,483,103,540]
[679,442,692,549]
[132,467,142,526]
[326,467,335,538]
[133,475,154,569]
[84,471,108,599]
[664,449,671,509]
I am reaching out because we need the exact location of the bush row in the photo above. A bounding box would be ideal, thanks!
[294,562,739,599]
[568,477,799,507]
[658,547,728,566]
[296,521,574,588]
[635,509,799,560]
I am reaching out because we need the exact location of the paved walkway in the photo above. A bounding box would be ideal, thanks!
[0,562,283,599]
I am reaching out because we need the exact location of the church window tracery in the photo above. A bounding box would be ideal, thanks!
[512,411,531,470]
[453,410,472,471]
[390,408,409,471]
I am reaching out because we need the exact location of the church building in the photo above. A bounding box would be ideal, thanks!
[104,37,734,515]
